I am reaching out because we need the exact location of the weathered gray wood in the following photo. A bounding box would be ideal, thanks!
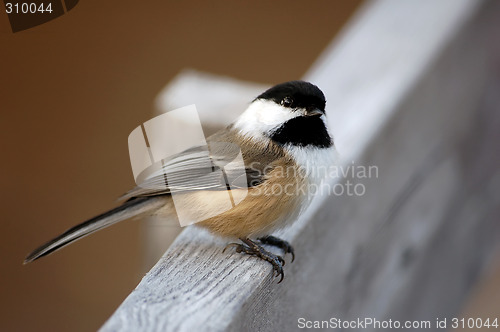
[101,0,500,331]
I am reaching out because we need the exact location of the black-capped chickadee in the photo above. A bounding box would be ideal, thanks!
[24,81,336,283]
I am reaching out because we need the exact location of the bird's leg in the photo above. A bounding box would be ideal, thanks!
[258,235,295,262]
[223,238,285,283]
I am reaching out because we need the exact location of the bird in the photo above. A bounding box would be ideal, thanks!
[24,80,337,283]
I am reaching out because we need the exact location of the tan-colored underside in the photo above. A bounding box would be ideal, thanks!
[153,156,307,238]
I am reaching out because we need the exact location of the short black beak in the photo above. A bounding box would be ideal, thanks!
[304,108,323,117]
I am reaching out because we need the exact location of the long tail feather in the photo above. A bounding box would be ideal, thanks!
[24,196,165,264]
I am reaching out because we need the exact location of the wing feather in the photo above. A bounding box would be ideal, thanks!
[121,130,270,200]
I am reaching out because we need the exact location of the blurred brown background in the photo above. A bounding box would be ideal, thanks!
[0,1,362,331]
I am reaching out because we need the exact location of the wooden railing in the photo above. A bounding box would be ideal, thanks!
[101,0,500,330]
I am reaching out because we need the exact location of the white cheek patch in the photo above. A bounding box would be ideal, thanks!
[234,99,297,138]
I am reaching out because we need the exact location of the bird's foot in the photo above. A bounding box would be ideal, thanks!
[224,238,285,283]
[258,235,295,262]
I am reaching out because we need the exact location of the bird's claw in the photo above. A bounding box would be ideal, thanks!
[258,236,295,262]
[222,243,241,253]
[224,240,286,283]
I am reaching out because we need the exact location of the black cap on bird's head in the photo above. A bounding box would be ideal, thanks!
[235,80,332,148]
[256,80,326,117]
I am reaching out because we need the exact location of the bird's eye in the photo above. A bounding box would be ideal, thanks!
[281,97,293,107]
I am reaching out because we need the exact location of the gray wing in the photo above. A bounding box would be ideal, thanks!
[121,139,264,200]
